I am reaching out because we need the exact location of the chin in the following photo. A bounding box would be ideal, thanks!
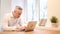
[17,17,20,18]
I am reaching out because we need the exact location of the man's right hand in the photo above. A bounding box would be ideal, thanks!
[16,26,25,31]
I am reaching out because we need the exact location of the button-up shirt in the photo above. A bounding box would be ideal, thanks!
[3,13,26,30]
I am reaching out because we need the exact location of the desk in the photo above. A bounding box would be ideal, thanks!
[0,27,60,34]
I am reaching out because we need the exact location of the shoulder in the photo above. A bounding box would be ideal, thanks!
[4,13,13,20]
[5,13,12,17]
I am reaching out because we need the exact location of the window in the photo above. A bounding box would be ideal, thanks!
[11,0,47,25]
[40,0,47,19]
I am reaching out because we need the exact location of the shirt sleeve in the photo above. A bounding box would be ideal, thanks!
[2,14,16,30]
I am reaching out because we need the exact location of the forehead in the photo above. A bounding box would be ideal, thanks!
[15,8,22,11]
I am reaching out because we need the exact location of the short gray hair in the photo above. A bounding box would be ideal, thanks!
[15,6,23,10]
[12,6,22,13]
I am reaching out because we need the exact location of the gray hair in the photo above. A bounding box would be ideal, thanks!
[15,6,23,10]
[12,6,22,13]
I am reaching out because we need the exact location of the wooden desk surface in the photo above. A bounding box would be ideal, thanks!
[0,27,60,34]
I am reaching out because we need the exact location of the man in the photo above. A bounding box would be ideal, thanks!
[3,6,26,31]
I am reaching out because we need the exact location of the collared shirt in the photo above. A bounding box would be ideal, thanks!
[3,13,26,30]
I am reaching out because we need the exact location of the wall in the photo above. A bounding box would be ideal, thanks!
[0,0,11,31]
[0,0,1,21]
[1,0,11,22]
[0,0,1,18]
[47,0,60,27]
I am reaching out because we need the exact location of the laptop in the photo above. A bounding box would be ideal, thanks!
[39,19,47,26]
[24,21,37,32]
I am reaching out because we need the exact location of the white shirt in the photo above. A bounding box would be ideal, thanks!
[3,13,26,30]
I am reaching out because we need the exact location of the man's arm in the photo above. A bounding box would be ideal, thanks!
[15,19,26,31]
[2,14,16,31]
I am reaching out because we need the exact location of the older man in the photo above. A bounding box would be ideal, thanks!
[3,6,26,31]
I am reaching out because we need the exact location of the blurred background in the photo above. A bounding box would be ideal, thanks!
[0,0,47,31]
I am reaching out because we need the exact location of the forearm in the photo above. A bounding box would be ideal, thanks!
[3,26,16,30]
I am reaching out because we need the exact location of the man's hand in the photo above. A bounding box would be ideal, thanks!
[16,26,25,31]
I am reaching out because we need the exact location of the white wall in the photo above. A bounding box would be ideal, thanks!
[0,0,1,17]
[47,0,60,27]
[1,0,11,22]
[0,0,1,11]
[0,0,11,31]
[0,0,1,21]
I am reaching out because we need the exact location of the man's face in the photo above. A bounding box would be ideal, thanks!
[13,8,22,18]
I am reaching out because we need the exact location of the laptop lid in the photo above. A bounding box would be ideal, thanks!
[25,21,37,31]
